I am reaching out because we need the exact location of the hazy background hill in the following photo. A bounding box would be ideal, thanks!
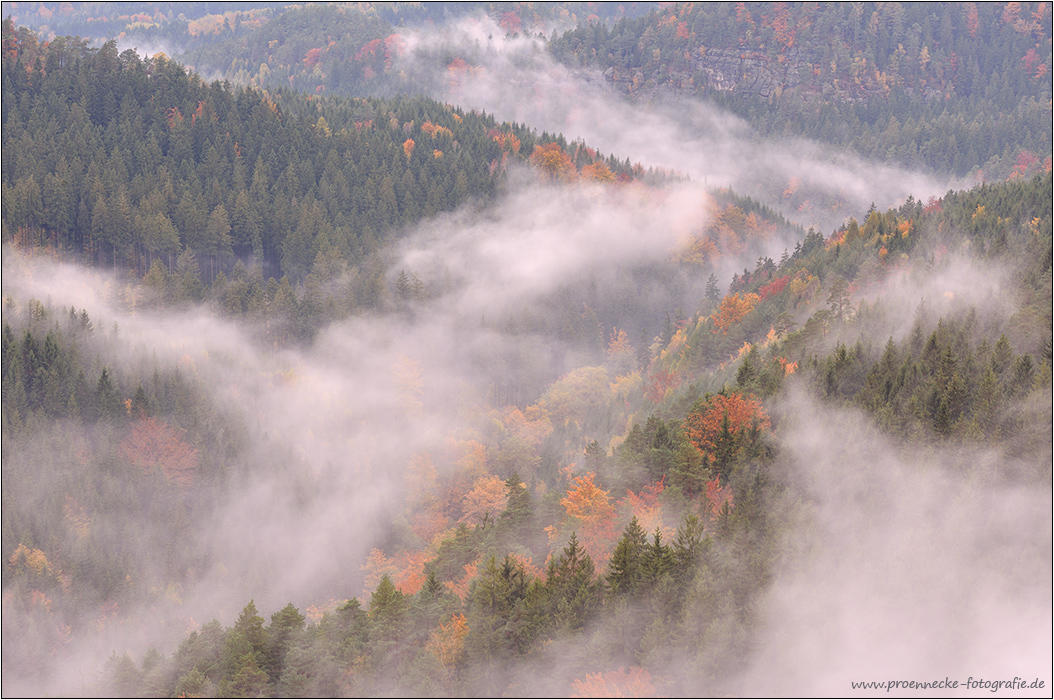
[8,1,1050,182]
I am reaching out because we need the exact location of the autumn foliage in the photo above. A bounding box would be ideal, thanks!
[548,472,618,563]
[8,544,66,592]
[120,417,198,488]
[530,143,576,182]
[427,613,469,669]
[560,472,614,526]
[644,368,680,404]
[421,121,453,139]
[355,34,404,70]
[684,392,769,462]
[579,161,616,182]
[711,292,759,334]
[498,11,523,34]
[758,275,790,299]
[676,235,720,266]
[502,405,554,450]
[490,129,521,154]
[361,548,431,596]
[446,559,480,601]
[445,56,482,89]
[620,478,666,535]
[303,47,322,67]
[571,666,656,698]
[705,477,734,519]
[459,474,509,526]
[607,327,631,356]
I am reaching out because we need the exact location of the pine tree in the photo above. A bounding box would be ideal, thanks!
[544,532,601,632]
[264,603,305,683]
[705,273,720,308]
[234,600,269,656]
[993,334,1013,376]
[643,528,674,584]
[94,367,123,422]
[672,514,707,587]
[497,472,533,545]
[827,275,851,322]
[369,575,408,645]
[607,517,648,598]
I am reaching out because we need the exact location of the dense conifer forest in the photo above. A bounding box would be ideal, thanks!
[2,3,1051,697]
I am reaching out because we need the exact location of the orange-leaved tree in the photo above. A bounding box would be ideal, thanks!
[580,161,616,182]
[361,548,399,597]
[120,416,198,488]
[394,550,430,596]
[502,404,554,450]
[547,472,618,564]
[711,292,760,334]
[644,368,680,404]
[8,543,67,594]
[607,327,631,356]
[421,121,453,139]
[530,143,576,182]
[570,666,656,698]
[361,548,431,596]
[445,558,480,601]
[427,613,469,670]
[705,476,734,520]
[491,129,521,154]
[684,392,769,484]
[675,234,720,267]
[459,474,509,526]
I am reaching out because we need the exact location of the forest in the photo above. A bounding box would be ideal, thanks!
[2,3,1051,698]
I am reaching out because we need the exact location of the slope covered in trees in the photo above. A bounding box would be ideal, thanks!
[21,2,1045,181]
[548,2,1052,180]
[2,6,1051,699]
[2,16,653,344]
[1,18,638,272]
[59,171,1047,698]
[4,1,650,99]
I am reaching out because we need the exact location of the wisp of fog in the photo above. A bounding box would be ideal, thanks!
[0,170,733,694]
[396,15,959,233]
[739,386,1052,697]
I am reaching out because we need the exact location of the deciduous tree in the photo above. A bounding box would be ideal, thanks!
[684,392,769,483]
[548,472,618,563]
[120,416,198,488]
[711,292,759,334]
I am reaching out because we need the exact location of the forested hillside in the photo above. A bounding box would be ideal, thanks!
[9,2,1047,179]
[7,160,1046,700]
[549,2,1052,180]
[2,4,1051,698]
[1,19,643,272]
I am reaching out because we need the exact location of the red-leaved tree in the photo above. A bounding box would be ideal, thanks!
[120,417,198,488]
[684,392,769,482]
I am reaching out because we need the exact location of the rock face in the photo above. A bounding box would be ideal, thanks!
[602,46,899,104]
[694,47,803,99]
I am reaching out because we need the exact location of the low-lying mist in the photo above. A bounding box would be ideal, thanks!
[738,386,1052,697]
[7,163,1049,695]
[0,172,743,694]
[395,16,960,233]
[4,13,1048,697]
